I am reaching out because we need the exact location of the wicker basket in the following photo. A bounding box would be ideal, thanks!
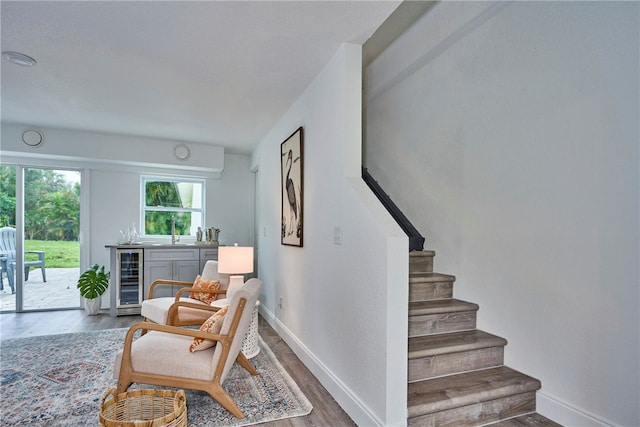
[99,388,187,427]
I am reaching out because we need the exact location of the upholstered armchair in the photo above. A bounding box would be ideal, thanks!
[141,260,230,327]
[115,278,262,418]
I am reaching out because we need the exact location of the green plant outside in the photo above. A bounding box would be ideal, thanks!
[144,211,192,235]
[0,166,80,240]
[24,240,79,268]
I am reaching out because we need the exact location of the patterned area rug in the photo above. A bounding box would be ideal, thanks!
[0,328,312,426]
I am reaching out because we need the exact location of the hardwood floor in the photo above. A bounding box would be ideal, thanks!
[0,309,356,427]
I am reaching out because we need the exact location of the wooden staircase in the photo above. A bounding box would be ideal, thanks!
[407,251,562,427]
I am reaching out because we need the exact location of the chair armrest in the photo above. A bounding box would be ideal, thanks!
[25,251,45,261]
[128,321,227,341]
[122,322,229,357]
[148,279,193,299]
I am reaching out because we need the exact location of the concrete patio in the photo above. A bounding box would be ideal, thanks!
[0,267,81,311]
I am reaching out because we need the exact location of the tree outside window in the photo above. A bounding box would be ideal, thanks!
[142,177,204,237]
[0,166,80,241]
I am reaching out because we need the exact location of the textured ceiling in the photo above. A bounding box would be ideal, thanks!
[1,1,400,154]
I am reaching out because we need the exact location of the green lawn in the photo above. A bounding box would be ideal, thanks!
[24,240,79,268]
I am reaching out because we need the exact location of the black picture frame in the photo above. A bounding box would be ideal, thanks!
[281,127,304,247]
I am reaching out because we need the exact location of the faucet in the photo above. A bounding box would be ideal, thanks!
[171,216,180,244]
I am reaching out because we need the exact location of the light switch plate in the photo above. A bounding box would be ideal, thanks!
[333,227,342,245]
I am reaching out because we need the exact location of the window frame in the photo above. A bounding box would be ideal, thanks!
[140,175,205,237]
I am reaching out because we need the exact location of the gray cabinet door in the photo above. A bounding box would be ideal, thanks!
[173,260,200,284]
[199,247,218,272]
[143,248,200,298]
[143,261,173,298]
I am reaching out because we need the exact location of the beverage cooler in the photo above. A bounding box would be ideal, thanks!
[110,248,143,316]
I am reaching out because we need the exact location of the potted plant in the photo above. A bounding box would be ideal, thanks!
[77,264,110,315]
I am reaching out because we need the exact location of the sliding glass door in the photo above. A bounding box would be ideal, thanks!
[0,165,82,312]
[0,165,17,308]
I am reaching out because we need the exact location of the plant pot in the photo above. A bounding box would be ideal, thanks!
[84,297,101,315]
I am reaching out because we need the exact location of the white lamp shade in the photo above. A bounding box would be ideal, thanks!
[217,245,254,275]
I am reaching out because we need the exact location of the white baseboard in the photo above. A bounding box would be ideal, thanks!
[259,306,398,427]
[537,392,616,427]
[263,306,623,427]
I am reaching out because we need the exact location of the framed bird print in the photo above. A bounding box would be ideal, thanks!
[281,127,304,247]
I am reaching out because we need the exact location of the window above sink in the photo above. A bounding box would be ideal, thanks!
[141,176,205,238]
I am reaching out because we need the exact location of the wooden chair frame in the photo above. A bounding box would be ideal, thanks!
[118,296,258,418]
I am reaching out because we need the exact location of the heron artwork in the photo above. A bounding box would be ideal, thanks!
[280,127,303,246]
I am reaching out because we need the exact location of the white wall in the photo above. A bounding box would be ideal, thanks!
[366,2,639,426]
[252,44,408,427]
[88,154,254,264]
[0,123,224,176]
[1,124,255,308]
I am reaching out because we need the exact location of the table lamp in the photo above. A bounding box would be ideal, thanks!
[217,244,254,301]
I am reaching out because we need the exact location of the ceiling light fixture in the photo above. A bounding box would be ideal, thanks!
[2,51,37,67]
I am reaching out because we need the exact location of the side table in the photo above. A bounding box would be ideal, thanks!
[211,298,260,358]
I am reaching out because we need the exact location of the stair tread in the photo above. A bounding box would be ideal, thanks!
[409,299,479,315]
[488,413,563,426]
[410,250,436,258]
[407,366,541,418]
[409,330,507,358]
[409,272,456,283]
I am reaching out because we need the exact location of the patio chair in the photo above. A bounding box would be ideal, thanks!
[0,227,47,293]
[115,278,262,418]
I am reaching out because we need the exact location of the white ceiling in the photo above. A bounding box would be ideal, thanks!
[1,1,400,154]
